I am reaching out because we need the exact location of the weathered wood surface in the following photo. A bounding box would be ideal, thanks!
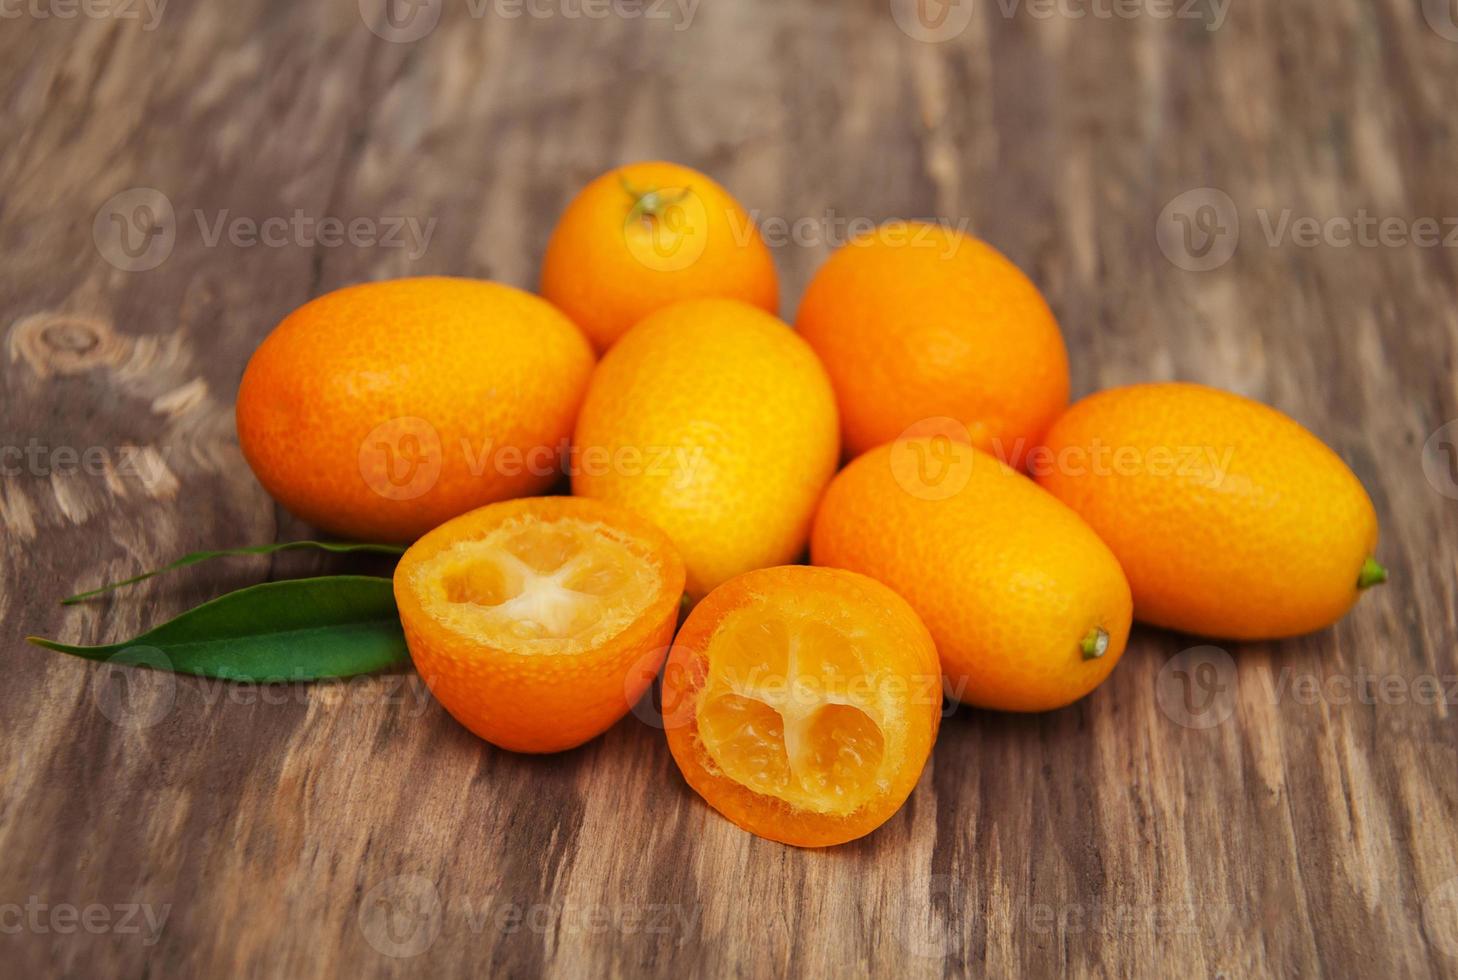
[3,1,1458,976]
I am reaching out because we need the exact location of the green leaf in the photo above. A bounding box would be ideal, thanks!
[61,541,406,605]
[30,576,409,681]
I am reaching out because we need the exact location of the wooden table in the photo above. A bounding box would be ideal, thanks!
[4,1,1457,976]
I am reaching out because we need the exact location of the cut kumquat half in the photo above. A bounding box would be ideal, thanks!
[662,565,942,847]
[393,496,685,753]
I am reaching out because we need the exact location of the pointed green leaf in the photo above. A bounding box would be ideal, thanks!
[30,576,408,681]
[61,541,406,605]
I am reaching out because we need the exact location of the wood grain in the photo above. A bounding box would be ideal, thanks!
[3,0,1458,975]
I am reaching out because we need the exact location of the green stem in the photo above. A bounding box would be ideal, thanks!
[620,175,691,224]
[1080,627,1110,660]
[1357,557,1388,590]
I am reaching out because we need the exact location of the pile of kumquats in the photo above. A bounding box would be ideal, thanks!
[39,162,1387,847]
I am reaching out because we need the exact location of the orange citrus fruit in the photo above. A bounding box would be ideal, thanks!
[811,438,1132,712]
[795,221,1070,460]
[540,161,779,352]
[393,496,685,754]
[1035,382,1385,639]
[662,565,941,847]
[236,277,594,543]
[572,298,839,600]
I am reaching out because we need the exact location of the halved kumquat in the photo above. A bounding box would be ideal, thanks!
[394,496,685,753]
[662,565,941,847]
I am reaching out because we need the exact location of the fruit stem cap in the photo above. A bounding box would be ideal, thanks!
[1358,557,1388,590]
[619,175,691,223]
[1080,627,1110,660]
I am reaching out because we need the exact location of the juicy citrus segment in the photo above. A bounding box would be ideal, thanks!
[394,497,685,754]
[696,607,888,816]
[414,516,660,654]
[697,694,792,794]
[663,566,941,847]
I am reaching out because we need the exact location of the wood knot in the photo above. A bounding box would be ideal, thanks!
[8,312,129,378]
[41,320,101,355]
